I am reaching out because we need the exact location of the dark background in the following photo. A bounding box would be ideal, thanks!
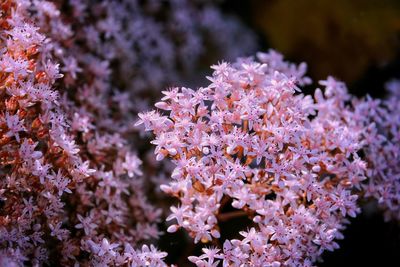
[223,0,400,98]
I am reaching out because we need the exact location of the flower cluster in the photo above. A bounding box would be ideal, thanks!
[1,0,258,264]
[0,1,153,265]
[2,0,399,265]
[138,51,368,266]
[355,80,400,221]
[63,0,257,113]
[315,76,400,222]
[0,1,78,264]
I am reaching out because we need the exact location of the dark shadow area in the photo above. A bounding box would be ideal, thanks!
[320,211,400,267]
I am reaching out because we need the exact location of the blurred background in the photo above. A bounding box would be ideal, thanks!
[224,0,400,98]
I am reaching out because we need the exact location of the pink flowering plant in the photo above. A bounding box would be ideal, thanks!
[0,1,168,266]
[137,51,370,266]
[355,80,400,221]
[0,0,260,265]
[1,0,400,266]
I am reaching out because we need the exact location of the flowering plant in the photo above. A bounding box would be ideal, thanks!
[138,51,372,266]
[1,0,399,266]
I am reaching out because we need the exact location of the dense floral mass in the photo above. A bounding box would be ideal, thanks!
[357,80,400,221]
[138,52,369,266]
[0,1,165,266]
[0,0,256,265]
[0,0,399,266]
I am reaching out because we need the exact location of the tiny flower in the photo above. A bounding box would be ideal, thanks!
[75,213,97,235]
[4,112,25,142]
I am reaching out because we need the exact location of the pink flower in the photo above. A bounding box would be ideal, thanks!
[87,238,119,257]
[43,60,64,83]
[61,56,82,80]
[75,213,97,235]
[4,112,25,142]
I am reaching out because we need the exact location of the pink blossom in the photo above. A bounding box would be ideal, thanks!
[4,112,25,142]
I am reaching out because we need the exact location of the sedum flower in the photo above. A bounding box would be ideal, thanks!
[140,50,368,266]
